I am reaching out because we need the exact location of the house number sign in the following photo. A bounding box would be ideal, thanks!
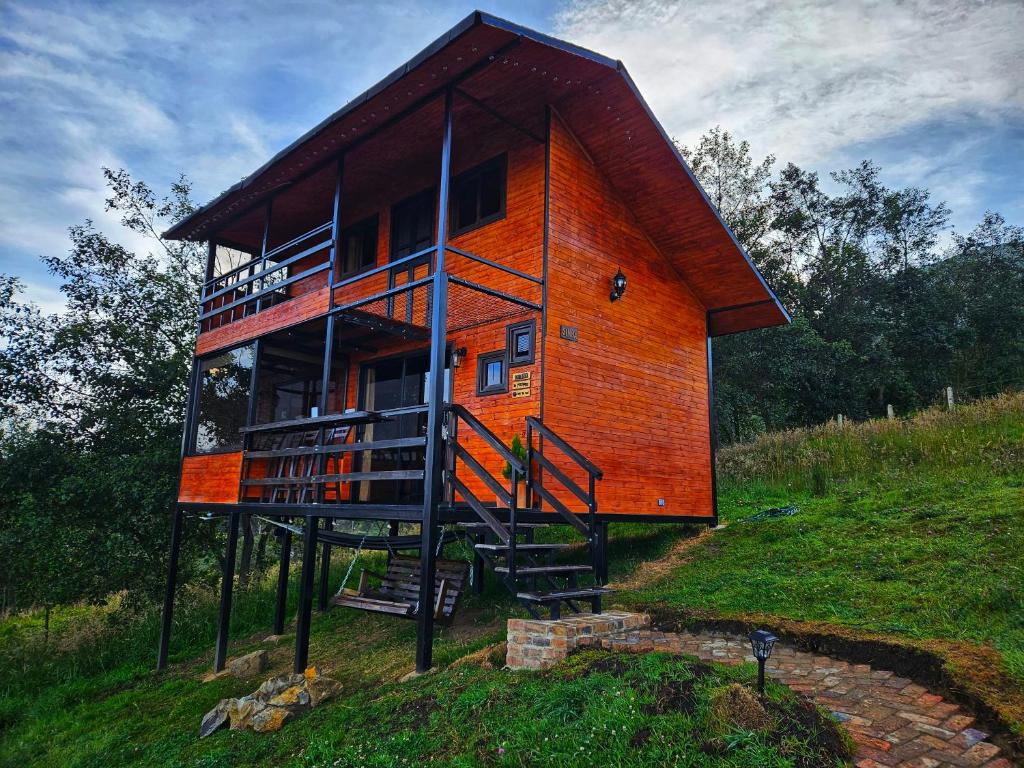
[559,324,579,342]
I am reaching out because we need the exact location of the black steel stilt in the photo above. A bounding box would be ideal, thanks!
[596,522,609,585]
[273,528,292,635]
[214,511,240,672]
[294,516,319,673]
[415,87,454,674]
[157,508,184,670]
[318,518,333,611]
[472,531,485,595]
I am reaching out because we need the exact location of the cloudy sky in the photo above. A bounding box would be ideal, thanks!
[1,0,1022,311]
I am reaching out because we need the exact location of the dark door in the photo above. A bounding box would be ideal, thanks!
[388,189,435,322]
[356,350,449,504]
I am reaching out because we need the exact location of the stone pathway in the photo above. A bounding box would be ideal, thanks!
[580,629,1014,768]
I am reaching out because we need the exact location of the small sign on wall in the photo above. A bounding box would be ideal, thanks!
[559,325,579,342]
[511,370,531,398]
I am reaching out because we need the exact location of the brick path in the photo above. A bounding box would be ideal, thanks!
[581,629,1013,768]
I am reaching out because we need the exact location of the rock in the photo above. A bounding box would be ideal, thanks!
[198,666,342,736]
[249,706,293,733]
[228,650,269,679]
[199,700,232,738]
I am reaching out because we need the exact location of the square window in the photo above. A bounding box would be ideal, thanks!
[476,350,507,395]
[451,155,507,236]
[339,215,378,277]
[506,319,535,366]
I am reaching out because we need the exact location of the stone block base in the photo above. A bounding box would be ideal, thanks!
[506,611,650,670]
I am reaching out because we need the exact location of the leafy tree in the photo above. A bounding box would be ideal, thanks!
[0,169,217,612]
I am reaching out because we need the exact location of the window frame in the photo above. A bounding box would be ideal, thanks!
[506,319,536,367]
[450,154,508,237]
[476,349,508,396]
[188,341,257,456]
[338,214,379,278]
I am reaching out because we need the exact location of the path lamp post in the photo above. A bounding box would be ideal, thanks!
[749,629,777,696]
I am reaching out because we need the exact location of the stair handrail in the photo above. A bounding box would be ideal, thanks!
[525,416,604,584]
[445,403,524,579]
[524,416,603,480]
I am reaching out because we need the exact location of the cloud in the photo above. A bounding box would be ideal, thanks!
[555,0,1023,165]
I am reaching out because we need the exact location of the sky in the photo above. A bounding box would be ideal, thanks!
[1,0,1022,313]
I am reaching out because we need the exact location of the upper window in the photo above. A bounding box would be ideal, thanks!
[476,350,507,396]
[192,344,255,454]
[339,215,378,277]
[451,155,507,236]
[506,320,536,367]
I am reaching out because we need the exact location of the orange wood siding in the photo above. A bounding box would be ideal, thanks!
[543,114,713,518]
[196,286,331,357]
[178,452,244,504]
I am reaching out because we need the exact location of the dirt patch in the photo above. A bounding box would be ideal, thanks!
[644,662,714,716]
[449,642,506,670]
[566,652,633,679]
[392,694,439,729]
[644,603,1024,761]
[763,697,852,768]
[630,726,651,747]
[609,528,714,591]
[711,683,772,731]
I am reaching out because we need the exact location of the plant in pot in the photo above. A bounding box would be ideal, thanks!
[501,434,530,509]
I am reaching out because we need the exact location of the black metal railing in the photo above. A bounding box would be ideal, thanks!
[525,416,603,579]
[201,220,334,330]
[444,403,526,578]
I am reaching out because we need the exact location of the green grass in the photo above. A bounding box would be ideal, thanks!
[1,393,1021,765]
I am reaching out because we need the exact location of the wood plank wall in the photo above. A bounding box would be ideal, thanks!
[543,114,713,518]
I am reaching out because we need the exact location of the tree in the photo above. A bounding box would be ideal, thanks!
[0,169,216,611]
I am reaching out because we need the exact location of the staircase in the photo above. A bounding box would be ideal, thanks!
[444,405,611,619]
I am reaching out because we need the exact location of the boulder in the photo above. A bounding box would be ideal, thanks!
[227,650,268,679]
[199,666,341,737]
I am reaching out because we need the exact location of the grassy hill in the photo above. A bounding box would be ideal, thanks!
[0,393,1021,766]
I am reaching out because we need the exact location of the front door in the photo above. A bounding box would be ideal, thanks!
[356,349,449,504]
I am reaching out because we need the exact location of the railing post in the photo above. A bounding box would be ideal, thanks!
[416,87,454,674]
[256,199,273,313]
[589,473,599,582]
[525,420,534,510]
[508,468,518,582]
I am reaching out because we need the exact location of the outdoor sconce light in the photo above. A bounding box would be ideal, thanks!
[610,267,627,302]
[451,347,468,368]
[749,629,778,696]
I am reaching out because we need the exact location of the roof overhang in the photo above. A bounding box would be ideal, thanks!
[165,11,789,336]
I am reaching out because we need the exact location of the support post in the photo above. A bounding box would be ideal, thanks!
[273,527,292,635]
[318,518,333,611]
[596,521,609,585]
[705,323,719,527]
[472,531,485,595]
[157,508,184,670]
[214,511,241,672]
[294,516,319,673]
[416,87,454,674]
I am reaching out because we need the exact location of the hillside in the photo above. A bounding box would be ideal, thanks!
[0,394,1021,766]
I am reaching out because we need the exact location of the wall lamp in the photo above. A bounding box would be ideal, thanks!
[610,267,627,302]
[749,629,778,696]
[451,347,468,369]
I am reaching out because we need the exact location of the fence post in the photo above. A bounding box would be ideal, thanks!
[836,414,845,428]
[886,404,895,420]
[946,386,955,411]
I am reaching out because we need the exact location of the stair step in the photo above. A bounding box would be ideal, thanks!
[494,565,592,576]
[516,587,613,602]
[458,522,549,530]
[474,543,572,552]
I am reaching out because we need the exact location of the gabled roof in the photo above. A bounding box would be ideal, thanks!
[165,11,789,336]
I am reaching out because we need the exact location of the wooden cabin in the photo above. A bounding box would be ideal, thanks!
[157,11,789,675]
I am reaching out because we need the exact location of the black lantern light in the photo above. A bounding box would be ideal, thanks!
[451,346,468,369]
[748,629,778,696]
[610,267,627,302]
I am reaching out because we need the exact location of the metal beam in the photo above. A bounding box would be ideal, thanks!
[416,87,454,674]
[214,511,240,672]
[294,516,319,673]
[156,508,184,670]
[273,528,292,635]
[706,314,719,527]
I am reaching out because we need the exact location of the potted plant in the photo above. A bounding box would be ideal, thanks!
[501,434,530,509]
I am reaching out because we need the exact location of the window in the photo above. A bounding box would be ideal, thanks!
[451,155,506,235]
[506,319,535,366]
[339,215,378,277]
[192,344,255,453]
[476,350,507,395]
